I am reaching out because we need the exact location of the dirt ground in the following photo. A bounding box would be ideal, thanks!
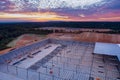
[0,34,46,54]
[74,32,120,43]
[48,32,120,43]
[0,48,13,55]
[14,34,43,47]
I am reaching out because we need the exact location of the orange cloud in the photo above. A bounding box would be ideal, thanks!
[0,12,70,22]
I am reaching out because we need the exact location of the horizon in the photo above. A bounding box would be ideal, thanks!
[0,21,120,24]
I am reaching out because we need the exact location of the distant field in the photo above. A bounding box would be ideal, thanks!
[74,32,120,43]
[49,32,120,43]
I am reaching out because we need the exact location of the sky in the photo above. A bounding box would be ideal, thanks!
[0,0,120,22]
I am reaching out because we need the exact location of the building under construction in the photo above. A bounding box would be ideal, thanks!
[0,38,120,80]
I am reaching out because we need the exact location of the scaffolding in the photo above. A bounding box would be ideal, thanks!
[0,39,119,80]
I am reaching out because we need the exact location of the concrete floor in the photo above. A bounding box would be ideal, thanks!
[14,44,60,69]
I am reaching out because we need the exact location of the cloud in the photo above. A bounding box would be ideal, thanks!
[2,0,106,12]
[38,0,104,9]
[79,14,85,17]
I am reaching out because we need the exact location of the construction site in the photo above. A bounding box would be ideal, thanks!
[0,0,120,79]
[0,38,120,80]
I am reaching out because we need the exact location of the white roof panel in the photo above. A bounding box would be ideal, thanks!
[94,42,120,61]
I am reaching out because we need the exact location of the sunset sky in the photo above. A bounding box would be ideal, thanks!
[0,0,120,22]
